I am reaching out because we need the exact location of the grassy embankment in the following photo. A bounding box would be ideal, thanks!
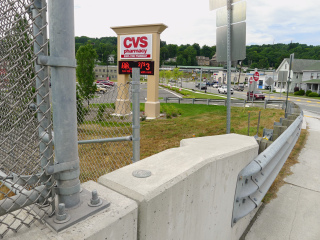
[1,103,306,203]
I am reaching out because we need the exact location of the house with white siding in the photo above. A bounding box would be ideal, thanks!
[276,58,320,93]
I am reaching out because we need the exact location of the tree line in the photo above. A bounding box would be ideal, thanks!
[75,36,320,69]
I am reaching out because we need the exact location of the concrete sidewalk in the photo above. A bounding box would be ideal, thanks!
[245,111,320,240]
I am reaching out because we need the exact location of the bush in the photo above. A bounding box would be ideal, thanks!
[76,87,86,124]
[160,104,182,118]
[293,87,300,92]
[308,92,319,97]
[96,104,106,120]
[306,90,312,96]
[294,90,305,96]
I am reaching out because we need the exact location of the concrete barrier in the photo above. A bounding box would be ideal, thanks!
[5,134,259,240]
[99,134,259,240]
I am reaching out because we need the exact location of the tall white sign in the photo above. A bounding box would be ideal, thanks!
[120,34,152,59]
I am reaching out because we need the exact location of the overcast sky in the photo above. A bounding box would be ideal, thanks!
[74,0,320,47]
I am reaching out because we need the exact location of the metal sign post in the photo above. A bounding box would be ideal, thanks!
[265,77,275,100]
[226,0,232,133]
[210,0,246,134]
[285,53,294,116]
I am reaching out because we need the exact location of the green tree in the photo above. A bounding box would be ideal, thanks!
[76,44,97,103]
[200,45,212,58]
[159,70,166,83]
[192,43,201,56]
[165,70,172,83]
[172,68,182,81]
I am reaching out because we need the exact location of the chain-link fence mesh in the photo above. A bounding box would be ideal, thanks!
[77,82,133,182]
[0,0,135,237]
[0,0,54,238]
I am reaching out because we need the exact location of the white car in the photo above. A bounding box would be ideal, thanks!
[96,83,111,89]
[218,85,233,94]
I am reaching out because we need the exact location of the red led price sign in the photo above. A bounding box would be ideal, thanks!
[118,61,154,75]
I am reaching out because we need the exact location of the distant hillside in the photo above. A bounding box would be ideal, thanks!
[75,36,320,69]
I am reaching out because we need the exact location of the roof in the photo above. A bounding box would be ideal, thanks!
[303,62,320,71]
[303,79,320,84]
[282,58,320,72]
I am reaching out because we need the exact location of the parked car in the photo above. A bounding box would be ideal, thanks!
[212,83,220,88]
[195,83,207,90]
[96,83,111,89]
[218,85,233,94]
[234,83,244,91]
[96,87,107,94]
[96,80,115,86]
[247,91,265,100]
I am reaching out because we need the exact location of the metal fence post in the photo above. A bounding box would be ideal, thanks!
[48,0,80,209]
[32,0,54,201]
[132,68,140,162]
[248,111,251,136]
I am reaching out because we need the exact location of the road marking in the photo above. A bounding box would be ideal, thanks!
[296,99,301,101]
[307,101,311,103]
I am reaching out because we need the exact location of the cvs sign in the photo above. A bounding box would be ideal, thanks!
[120,34,152,60]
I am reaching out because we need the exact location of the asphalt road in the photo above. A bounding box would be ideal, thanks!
[175,81,320,114]
[78,82,320,115]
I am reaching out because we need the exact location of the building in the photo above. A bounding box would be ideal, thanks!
[94,65,118,81]
[210,54,221,67]
[164,57,177,63]
[196,56,210,66]
[301,62,320,94]
[276,58,320,93]
[108,55,115,64]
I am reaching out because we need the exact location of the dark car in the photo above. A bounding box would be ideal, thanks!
[195,83,207,90]
[247,91,265,100]
[234,83,244,91]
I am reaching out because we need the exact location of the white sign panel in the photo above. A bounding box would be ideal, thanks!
[209,0,241,11]
[120,34,152,59]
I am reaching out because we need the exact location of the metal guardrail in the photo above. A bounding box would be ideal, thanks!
[231,102,303,226]
[164,96,281,108]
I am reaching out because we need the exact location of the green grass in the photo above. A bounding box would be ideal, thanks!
[90,103,115,108]
[140,103,285,159]
[82,120,131,127]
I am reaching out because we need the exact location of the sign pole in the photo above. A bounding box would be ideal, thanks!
[285,53,294,116]
[226,0,232,134]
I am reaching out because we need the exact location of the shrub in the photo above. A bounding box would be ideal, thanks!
[96,104,106,120]
[294,90,305,96]
[76,87,87,124]
[306,90,312,96]
[308,92,319,97]
[160,104,182,118]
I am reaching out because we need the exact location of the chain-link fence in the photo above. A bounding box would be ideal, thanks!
[0,0,55,238]
[0,0,138,237]
[77,83,133,182]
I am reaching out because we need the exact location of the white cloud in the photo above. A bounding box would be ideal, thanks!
[74,0,320,46]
